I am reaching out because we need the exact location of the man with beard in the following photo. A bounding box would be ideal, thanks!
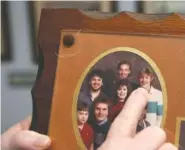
[138,68,163,127]
[103,60,139,102]
[78,69,109,110]
[91,98,111,150]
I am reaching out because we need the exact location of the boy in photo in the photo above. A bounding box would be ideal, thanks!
[77,102,94,150]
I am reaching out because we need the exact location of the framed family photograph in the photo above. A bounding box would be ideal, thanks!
[30,9,185,150]
[75,47,165,149]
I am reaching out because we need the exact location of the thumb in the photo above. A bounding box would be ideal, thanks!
[10,130,51,150]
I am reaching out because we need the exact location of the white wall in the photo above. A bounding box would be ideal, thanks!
[117,1,137,12]
[1,1,37,133]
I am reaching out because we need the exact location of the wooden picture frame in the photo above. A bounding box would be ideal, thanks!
[29,1,117,64]
[30,9,185,150]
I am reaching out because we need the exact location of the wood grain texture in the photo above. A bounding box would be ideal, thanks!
[30,8,185,135]
[48,31,185,149]
[30,9,85,134]
[81,12,185,37]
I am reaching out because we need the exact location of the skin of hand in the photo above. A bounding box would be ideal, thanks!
[98,88,177,150]
[1,88,177,150]
[0,116,51,150]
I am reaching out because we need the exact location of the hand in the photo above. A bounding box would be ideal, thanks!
[98,88,177,150]
[1,116,51,150]
[1,88,177,150]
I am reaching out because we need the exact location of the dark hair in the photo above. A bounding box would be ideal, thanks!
[77,102,89,112]
[87,69,104,81]
[93,97,110,108]
[115,79,132,102]
[89,97,110,123]
[117,60,131,71]
[138,68,154,84]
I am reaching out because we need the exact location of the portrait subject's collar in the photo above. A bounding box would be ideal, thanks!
[97,118,108,126]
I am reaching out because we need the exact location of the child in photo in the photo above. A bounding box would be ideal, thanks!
[77,102,94,150]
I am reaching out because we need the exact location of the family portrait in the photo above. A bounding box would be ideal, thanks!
[76,50,164,150]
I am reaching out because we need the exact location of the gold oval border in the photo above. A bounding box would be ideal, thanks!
[72,47,167,150]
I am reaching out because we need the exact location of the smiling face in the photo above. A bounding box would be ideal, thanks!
[139,73,153,90]
[89,76,103,91]
[117,85,128,101]
[118,64,131,79]
[94,102,108,122]
[77,110,89,125]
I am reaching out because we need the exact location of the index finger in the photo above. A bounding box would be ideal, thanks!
[107,88,149,138]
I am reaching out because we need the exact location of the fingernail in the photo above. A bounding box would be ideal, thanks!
[33,135,51,148]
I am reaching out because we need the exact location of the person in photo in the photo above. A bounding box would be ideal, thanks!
[78,69,109,108]
[90,98,111,150]
[138,68,163,127]
[77,102,94,150]
[103,60,139,101]
[109,79,132,122]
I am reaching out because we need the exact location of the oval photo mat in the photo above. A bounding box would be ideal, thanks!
[74,47,167,150]
[48,30,184,150]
